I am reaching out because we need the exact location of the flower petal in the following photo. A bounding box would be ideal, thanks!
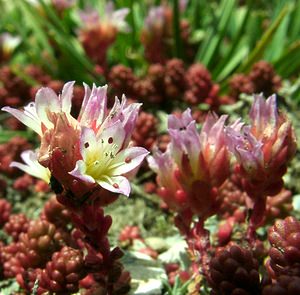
[98,122,126,154]
[168,108,193,130]
[60,81,75,114]
[79,127,98,163]
[35,87,61,129]
[10,150,50,182]
[111,8,130,32]
[109,147,149,175]
[78,83,91,119]
[250,94,278,134]
[2,102,42,135]
[97,175,131,196]
[121,98,142,145]
[79,84,108,128]
[69,160,95,183]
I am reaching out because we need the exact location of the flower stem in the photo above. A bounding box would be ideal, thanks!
[247,197,266,244]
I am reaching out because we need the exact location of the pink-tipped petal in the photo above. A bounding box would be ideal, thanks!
[168,108,193,130]
[78,83,92,120]
[265,94,278,126]
[79,84,108,128]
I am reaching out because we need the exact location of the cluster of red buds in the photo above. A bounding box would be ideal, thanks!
[184,63,220,110]
[0,196,131,294]
[0,64,53,130]
[0,198,11,227]
[229,60,282,100]
[0,199,74,290]
[131,111,158,150]
[266,216,300,279]
[0,136,32,177]
[107,59,232,118]
[0,66,31,109]
[208,243,262,295]
[107,59,186,106]
[0,64,52,107]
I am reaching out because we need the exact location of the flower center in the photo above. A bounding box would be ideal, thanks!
[85,137,119,180]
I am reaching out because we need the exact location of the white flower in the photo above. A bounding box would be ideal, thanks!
[70,127,149,196]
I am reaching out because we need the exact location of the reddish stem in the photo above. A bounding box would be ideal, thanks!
[174,212,211,279]
[247,196,266,244]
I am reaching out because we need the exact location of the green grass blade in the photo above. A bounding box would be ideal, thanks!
[213,0,253,79]
[237,4,290,73]
[0,130,32,143]
[217,45,249,82]
[16,1,55,59]
[274,41,300,77]
[195,0,236,66]
[36,0,95,81]
[264,12,291,62]
[288,0,300,42]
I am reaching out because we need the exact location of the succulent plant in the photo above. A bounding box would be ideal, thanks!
[267,216,300,278]
[209,244,261,295]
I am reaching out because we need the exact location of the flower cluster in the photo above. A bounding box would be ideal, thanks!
[148,108,230,218]
[226,94,296,200]
[149,94,296,220]
[2,82,148,199]
[147,94,296,291]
